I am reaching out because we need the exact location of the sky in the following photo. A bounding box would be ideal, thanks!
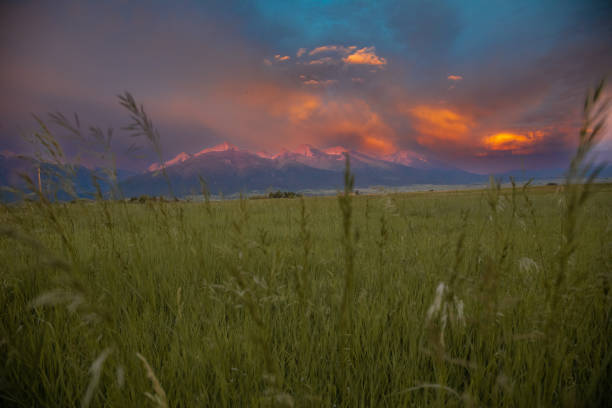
[1,0,611,173]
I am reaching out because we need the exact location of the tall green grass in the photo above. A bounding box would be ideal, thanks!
[0,84,610,407]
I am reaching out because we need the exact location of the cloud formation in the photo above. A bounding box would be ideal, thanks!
[343,47,387,66]
[482,131,545,155]
[309,45,355,55]
[405,105,474,144]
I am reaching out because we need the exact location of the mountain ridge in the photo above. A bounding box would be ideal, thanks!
[123,142,487,197]
[149,142,432,172]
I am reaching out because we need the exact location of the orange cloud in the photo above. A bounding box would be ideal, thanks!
[236,92,396,155]
[287,95,321,122]
[482,131,545,154]
[274,54,290,62]
[447,75,463,81]
[309,45,355,55]
[343,47,387,67]
[406,105,474,143]
[218,81,321,124]
[363,136,395,155]
[296,48,306,57]
[309,99,396,154]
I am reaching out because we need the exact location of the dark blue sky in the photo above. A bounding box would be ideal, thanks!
[1,0,611,172]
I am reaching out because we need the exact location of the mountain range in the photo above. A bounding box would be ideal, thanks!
[2,144,610,200]
[122,143,487,197]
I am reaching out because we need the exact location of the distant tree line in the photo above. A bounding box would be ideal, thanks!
[128,195,178,203]
[250,191,303,199]
[267,191,302,199]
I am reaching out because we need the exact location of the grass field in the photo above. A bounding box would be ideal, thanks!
[1,180,611,407]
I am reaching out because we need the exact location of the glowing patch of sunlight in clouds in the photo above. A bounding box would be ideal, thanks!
[343,47,387,67]
[406,105,474,144]
[482,131,545,154]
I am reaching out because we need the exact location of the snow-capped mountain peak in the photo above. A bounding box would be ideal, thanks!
[194,141,237,157]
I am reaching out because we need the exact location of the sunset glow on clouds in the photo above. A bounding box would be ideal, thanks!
[1,0,611,173]
[309,45,356,56]
[229,82,397,154]
[343,47,387,67]
[482,131,545,154]
[405,103,552,157]
[308,99,397,154]
[270,45,386,69]
[406,106,474,143]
